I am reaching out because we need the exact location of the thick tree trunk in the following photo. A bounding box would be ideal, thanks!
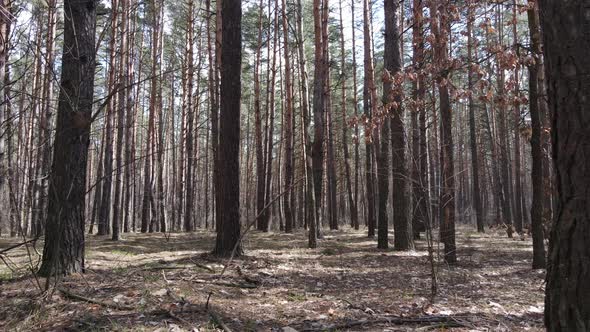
[539,1,590,329]
[39,0,96,277]
[213,0,242,257]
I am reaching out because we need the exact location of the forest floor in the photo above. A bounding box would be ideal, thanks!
[0,225,545,331]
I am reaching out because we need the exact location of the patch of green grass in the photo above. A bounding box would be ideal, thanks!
[112,266,129,275]
[244,319,257,331]
[142,273,160,283]
[0,270,14,281]
[286,292,307,302]
[110,249,137,256]
[321,248,338,256]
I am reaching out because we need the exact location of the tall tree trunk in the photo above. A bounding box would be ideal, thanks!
[311,0,326,238]
[0,0,12,237]
[431,0,456,264]
[213,0,242,257]
[350,0,360,231]
[539,0,590,329]
[282,0,295,233]
[112,0,130,240]
[527,2,546,269]
[387,0,412,250]
[511,1,524,234]
[141,0,161,233]
[362,0,377,237]
[338,0,358,231]
[98,2,119,236]
[467,1,484,233]
[254,0,266,231]
[326,58,337,231]
[184,0,196,232]
[123,0,138,233]
[39,0,97,277]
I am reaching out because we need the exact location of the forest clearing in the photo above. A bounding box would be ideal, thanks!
[1,227,545,331]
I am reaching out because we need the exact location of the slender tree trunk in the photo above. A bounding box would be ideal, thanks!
[512,1,524,234]
[431,0,456,263]
[467,1,484,233]
[112,0,130,240]
[350,0,360,231]
[338,0,358,231]
[527,2,546,269]
[362,0,377,237]
[98,2,119,236]
[282,0,295,233]
[254,0,266,231]
[184,0,196,232]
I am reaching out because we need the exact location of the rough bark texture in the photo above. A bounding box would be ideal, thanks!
[526,2,546,270]
[213,0,242,257]
[38,0,97,277]
[539,0,590,330]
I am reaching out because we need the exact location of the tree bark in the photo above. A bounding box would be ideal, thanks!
[362,0,377,237]
[539,0,590,329]
[430,0,456,264]
[39,0,97,277]
[526,2,546,269]
[282,0,294,233]
[213,0,242,257]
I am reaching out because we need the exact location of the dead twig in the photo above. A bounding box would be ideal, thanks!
[301,315,474,331]
[57,288,135,311]
[192,278,258,289]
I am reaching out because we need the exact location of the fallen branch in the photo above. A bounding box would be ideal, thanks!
[301,315,473,331]
[0,237,39,255]
[141,265,192,271]
[192,278,258,289]
[58,288,135,311]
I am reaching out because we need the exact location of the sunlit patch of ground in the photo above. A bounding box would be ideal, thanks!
[0,225,545,331]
